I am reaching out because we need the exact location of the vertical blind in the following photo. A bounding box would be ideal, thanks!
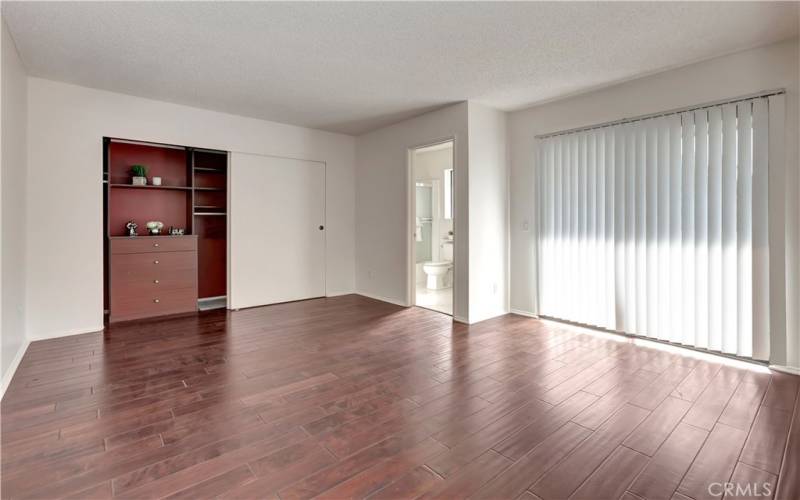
[535,95,780,360]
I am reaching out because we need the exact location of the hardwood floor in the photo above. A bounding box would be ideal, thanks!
[2,294,799,499]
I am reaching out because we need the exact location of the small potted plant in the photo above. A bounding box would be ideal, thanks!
[131,165,148,186]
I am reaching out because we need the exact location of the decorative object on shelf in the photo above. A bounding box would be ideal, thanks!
[131,165,148,186]
[146,221,164,235]
[125,220,138,237]
[169,227,185,236]
[152,176,162,186]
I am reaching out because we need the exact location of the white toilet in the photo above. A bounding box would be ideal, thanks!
[423,261,453,290]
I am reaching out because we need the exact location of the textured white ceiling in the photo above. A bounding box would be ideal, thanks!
[3,2,797,135]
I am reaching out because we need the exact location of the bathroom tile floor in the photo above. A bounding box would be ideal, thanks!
[415,285,453,315]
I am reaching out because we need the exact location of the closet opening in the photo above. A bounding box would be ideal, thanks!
[102,137,228,323]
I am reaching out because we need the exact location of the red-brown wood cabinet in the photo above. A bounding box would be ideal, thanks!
[103,138,228,323]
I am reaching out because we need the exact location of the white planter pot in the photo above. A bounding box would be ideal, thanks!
[132,176,147,186]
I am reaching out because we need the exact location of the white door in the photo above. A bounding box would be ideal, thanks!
[230,152,325,309]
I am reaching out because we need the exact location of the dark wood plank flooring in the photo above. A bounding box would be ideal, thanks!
[2,295,799,499]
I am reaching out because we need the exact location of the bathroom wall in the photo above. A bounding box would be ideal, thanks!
[413,146,454,285]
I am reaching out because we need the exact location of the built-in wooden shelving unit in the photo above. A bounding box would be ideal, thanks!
[102,138,229,318]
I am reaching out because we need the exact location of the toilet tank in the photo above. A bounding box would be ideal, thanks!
[441,239,454,262]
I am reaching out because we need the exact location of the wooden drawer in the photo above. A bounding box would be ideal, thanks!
[111,251,197,281]
[110,287,197,323]
[111,236,197,254]
[111,269,196,296]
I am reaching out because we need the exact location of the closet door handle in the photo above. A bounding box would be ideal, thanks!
[153,260,159,264]
[153,279,160,284]
[153,298,160,303]
[319,225,324,230]
[153,243,159,247]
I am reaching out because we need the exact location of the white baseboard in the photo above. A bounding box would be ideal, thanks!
[1,339,30,401]
[355,292,409,307]
[325,290,357,298]
[467,309,509,325]
[770,364,800,376]
[510,308,539,318]
[28,325,105,342]
[453,315,470,324]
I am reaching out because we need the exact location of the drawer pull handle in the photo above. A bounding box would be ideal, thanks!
[153,243,159,247]
[154,260,159,264]
[154,279,160,284]
[153,298,160,303]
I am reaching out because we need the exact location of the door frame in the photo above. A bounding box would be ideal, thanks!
[406,137,456,316]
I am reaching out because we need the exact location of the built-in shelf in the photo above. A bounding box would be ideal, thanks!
[108,235,191,240]
[105,137,229,313]
[198,295,227,311]
[110,183,192,191]
[194,167,226,174]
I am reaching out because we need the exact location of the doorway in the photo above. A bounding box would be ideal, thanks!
[409,140,454,316]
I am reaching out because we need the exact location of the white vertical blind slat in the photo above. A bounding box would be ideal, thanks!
[752,98,770,360]
[625,125,637,332]
[536,140,545,315]
[657,119,670,341]
[737,102,753,357]
[635,125,647,335]
[553,139,562,319]
[681,112,696,347]
[579,134,588,325]
[614,128,626,330]
[669,115,683,344]
[604,130,615,328]
[721,104,738,354]
[694,110,710,349]
[646,119,659,339]
[571,135,580,322]
[588,133,599,326]
[707,107,723,351]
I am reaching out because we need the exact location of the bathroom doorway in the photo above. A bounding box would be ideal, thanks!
[409,140,454,316]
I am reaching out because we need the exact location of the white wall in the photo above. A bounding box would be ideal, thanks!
[508,38,800,370]
[790,37,800,371]
[467,102,509,323]
[355,103,470,320]
[26,78,356,340]
[1,16,28,393]
[414,147,453,185]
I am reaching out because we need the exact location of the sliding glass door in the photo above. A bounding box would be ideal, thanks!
[535,95,782,361]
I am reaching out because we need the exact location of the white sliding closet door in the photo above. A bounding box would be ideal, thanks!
[230,153,325,309]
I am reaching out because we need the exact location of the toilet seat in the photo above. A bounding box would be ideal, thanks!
[424,261,452,268]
